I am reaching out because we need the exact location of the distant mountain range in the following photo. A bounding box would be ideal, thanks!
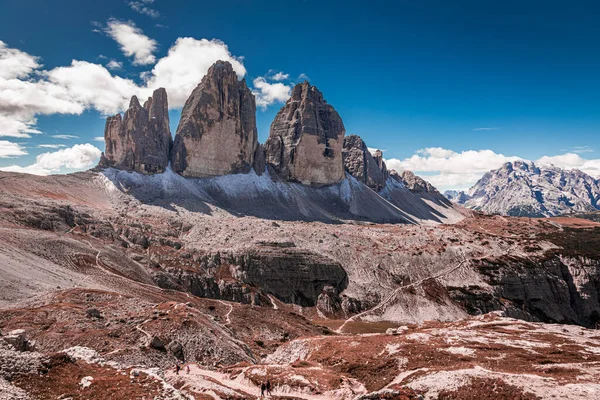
[444,161,600,217]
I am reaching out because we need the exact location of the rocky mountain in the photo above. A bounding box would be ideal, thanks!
[99,88,171,174]
[444,189,471,204]
[6,60,600,398]
[264,81,345,186]
[448,161,600,217]
[342,134,388,191]
[170,60,258,178]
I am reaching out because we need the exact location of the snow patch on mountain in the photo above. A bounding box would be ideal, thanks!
[446,161,600,217]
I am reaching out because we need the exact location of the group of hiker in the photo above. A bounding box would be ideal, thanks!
[173,363,274,398]
[174,363,190,375]
[260,380,272,398]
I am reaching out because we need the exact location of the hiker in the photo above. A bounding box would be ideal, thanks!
[260,381,266,398]
[175,364,180,375]
[186,364,190,374]
[266,380,272,395]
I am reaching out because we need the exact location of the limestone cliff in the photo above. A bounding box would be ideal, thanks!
[264,82,345,186]
[100,88,171,174]
[342,134,388,190]
[170,61,258,178]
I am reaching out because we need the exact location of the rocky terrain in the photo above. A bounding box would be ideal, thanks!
[445,161,600,217]
[2,61,600,398]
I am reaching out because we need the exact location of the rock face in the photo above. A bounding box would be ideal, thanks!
[444,190,471,203]
[342,135,388,190]
[265,82,345,186]
[101,88,171,174]
[453,161,600,217]
[170,61,258,178]
[393,170,435,194]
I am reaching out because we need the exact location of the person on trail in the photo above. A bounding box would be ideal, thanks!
[175,364,180,375]
[186,364,190,374]
[260,382,266,398]
[266,380,272,396]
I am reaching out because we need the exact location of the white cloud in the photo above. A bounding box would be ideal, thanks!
[297,73,310,81]
[0,143,101,175]
[37,144,66,149]
[536,153,600,177]
[271,72,289,81]
[0,38,248,138]
[385,147,522,190]
[0,115,42,138]
[46,60,141,114]
[143,37,246,108]
[50,134,79,139]
[570,146,594,154]
[252,77,291,109]
[473,127,500,131]
[105,19,157,65]
[0,41,41,79]
[385,147,600,191]
[0,140,27,158]
[93,136,104,142]
[128,1,160,18]
[106,60,123,70]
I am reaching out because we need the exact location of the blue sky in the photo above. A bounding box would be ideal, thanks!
[0,0,599,189]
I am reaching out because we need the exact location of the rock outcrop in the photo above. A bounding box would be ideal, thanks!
[393,170,441,195]
[265,82,345,186]
[100,88,171,174]
[342,134,388,190]
[170,61,258,178]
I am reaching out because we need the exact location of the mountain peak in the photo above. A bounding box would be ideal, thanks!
[455,163,600,217]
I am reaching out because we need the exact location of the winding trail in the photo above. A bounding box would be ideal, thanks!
[166,364,329,400]
[268,295,279,310]
[336,251,470,333]
[218,300,233,326]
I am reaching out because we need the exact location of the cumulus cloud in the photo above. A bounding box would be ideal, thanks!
[0,41,41,79]
[0,143,101,175]
[0,140,27,158]
[252,77,291,109]
[144,37,246,108]
[0,37,247,138]
[385,147,522,190]
[128,1,159,18]
[0,115,42,138]
[536,153,600,177]
[46,60,141,114]
[271,72,289,81]
[105,19,157,65]
[385,147,600,191]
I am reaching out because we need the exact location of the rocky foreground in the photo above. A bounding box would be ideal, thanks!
[1,167,600,398]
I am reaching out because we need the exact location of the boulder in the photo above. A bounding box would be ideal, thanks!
[342,134,388,190]
[171,60,258,177]
[100,88,171,174]
[85,308,102,319]
[4,329,28,351]
[149,335,165,351]
[167,340,184,360]
[264,81,345,186]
